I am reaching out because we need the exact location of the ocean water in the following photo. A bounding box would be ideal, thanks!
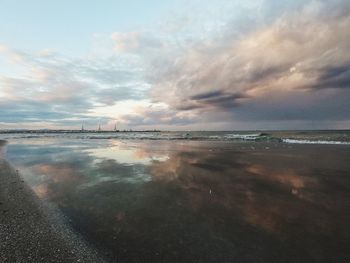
[1,136,350,262]
[1,130,350,144]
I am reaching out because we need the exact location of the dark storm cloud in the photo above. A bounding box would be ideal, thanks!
[188,91,245,110]
[190,91,224,100]
[233,89,350,122]
[314,64,350,89]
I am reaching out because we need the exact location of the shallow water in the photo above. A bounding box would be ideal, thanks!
[4,138,350,262]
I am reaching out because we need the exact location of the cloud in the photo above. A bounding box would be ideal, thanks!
[1,0,350,129]
[0,44,9,53]
[111,32,163,53]
[145,0,350,127]
[313,64,350,89]
[90,100,197,129]
[0,48,148,128]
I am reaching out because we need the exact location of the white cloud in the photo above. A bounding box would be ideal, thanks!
[143,0,350,127]
[1,0,350,129]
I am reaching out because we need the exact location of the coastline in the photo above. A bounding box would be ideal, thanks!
[1,138,350,262]
[0,140,106,263]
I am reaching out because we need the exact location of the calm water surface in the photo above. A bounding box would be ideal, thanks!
[4,138,350,262]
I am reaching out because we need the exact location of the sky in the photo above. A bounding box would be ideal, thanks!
[0,0,350,130]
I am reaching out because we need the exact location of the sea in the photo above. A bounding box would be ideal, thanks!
[1,130,350,144]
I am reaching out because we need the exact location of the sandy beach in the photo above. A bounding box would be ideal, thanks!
[0,140,106,263]
[1,137,350,262]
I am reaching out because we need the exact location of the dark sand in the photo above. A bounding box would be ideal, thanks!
[0,140,106,263]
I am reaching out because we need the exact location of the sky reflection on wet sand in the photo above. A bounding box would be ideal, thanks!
[5,139,350,263]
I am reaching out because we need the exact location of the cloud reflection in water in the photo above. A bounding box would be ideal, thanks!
[5,139,350,262]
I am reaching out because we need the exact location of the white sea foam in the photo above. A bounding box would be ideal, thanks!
[282,139,350,145]
[224,133,264,140]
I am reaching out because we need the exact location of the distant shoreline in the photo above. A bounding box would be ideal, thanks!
[0,129,350,134]
[0,129,162,134]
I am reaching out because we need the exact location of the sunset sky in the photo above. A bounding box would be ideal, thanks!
[1,0,350,130]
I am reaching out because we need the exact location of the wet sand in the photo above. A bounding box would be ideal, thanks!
[1,139,350,262]
[0,140,106,263]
